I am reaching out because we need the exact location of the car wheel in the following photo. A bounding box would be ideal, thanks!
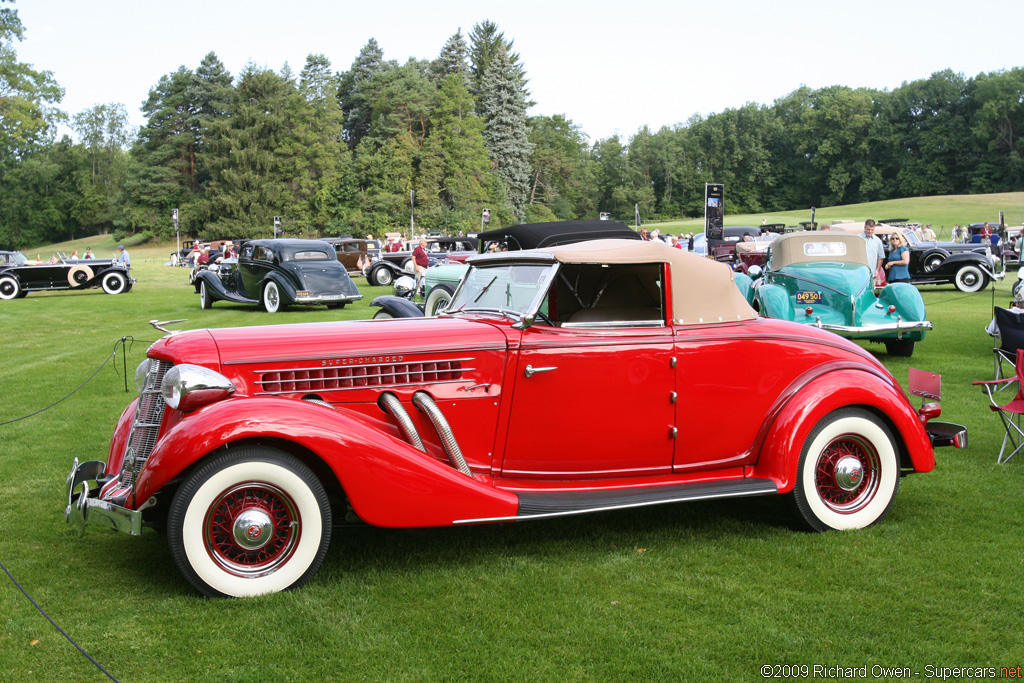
[789,408,899,532]
[262,281,282,313]
[371,267,394,287]
[423,284,455,316]
[199,280,213,309]
[373,310,394,319]
[924,255,944,271]
[402,258,415,274]
[167,447,331,598]
[101,271,128,295]
[0,275,22,300]
[953,264,987,293]
[67,265,94,287]
[884,339,915,357]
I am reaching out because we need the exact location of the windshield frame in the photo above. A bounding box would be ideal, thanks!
[446,261,558,320]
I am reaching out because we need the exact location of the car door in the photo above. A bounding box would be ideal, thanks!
[238,244,272,299]
[500,324,676,480]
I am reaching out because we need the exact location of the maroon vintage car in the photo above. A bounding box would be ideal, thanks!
[66,239,965,597]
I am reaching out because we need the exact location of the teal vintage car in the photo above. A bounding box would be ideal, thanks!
[734,231,931,357]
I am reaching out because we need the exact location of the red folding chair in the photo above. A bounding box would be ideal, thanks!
[973,348,1024,463]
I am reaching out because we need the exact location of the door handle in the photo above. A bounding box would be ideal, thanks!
[524,364,557,378]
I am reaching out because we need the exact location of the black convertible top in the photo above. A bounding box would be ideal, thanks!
[477,221,640,253]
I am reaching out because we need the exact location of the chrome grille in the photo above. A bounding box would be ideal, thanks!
[121,359,172,486]
[255,358,471,394]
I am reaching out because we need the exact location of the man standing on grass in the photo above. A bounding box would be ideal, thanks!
[860,220,885,285]
[116,245,131,269]
[413,238,429,295]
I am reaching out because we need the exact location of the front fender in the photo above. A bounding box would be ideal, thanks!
[134,397,516,527]
[750,367,935,493]
[926,251,993,278]
[370,295,424,318]
[757,283,795,320]
[195,270,256,305]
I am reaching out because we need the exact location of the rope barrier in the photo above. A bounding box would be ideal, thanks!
[0,337,153,427]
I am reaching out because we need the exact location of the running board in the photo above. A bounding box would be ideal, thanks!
[452,478,778,525]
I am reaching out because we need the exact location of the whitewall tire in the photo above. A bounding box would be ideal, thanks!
[167,448,331,598]
[790,409,899,531]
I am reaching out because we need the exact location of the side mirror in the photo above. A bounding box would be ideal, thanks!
[747,265,763,280]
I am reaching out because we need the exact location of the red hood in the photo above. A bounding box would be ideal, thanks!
[151,317,509,367]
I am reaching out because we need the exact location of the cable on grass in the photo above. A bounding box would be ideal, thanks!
[0,336,154,427]
[0,558,120,682]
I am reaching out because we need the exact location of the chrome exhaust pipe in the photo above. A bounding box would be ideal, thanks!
[378,392,426,453]
[412,392,473,477]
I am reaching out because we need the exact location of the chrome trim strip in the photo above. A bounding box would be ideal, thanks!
[223,347,505,366]
[499,465,671,477]
[561,320,665,329]
[452,482,778,524]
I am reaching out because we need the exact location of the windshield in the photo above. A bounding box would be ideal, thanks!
[449,262,555,316]
[901,230,921,246]
[5,252,29,266]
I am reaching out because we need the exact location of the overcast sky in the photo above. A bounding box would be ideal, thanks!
[15,0,1024,144]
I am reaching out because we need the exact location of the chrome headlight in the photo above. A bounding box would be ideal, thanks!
[393,275,416,296]
[161,364,235,411]
[135,358,153,392]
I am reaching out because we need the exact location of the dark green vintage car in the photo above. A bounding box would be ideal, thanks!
[735,232,931,357]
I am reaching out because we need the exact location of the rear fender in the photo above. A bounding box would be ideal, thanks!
[733,272,756,305]
[134,397,517,527]
[757,283,795,320]
[750,367,935,492]
[877,283,926,321]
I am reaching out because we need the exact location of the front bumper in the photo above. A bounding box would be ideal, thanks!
[65,458,151,536]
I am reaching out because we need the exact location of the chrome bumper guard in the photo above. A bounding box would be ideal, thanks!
[925,421,968,449]
[65,458,151,536]
[813,319,933,338]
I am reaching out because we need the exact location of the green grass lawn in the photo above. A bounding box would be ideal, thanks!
[2,210,1024,681]
[649,191,1024,244]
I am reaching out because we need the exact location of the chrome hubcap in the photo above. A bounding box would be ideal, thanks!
[232,510,274,550]
[833,456,864,491]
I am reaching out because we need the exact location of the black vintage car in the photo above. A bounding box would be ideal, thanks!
[895,228,1003,292]
[835,223,1003,293]
[0,251,134,299]
[365,237,478,287]
[192,239,362,313]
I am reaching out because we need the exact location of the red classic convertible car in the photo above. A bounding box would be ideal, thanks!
[66,239,966,597]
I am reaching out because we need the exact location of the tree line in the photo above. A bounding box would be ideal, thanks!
[1,0,1023,249]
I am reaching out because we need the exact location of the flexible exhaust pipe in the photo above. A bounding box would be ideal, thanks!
[412,392,473,477]
[378,392,426,453]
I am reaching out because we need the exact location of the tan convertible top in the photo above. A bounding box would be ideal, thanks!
[523,239,757,325]
[769,231,868,268]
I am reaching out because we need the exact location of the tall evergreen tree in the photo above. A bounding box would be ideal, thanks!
[468,20,521,101]
[479,47,533,221]
[419,74,491,231]
[201,64,298,237]
[430,29,470,87]
[338,38,395,149]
